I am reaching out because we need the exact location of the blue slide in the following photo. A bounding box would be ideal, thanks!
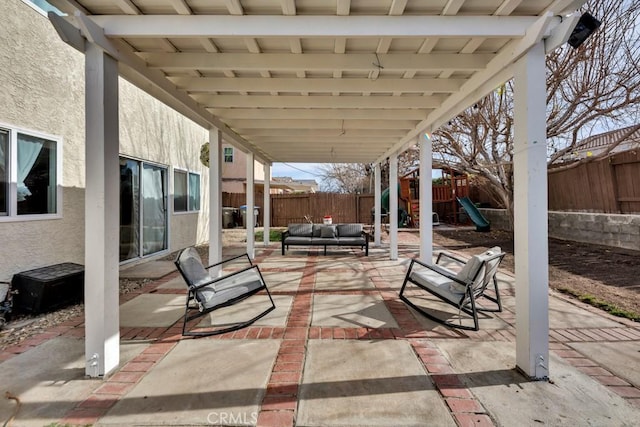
[457,197,490,232]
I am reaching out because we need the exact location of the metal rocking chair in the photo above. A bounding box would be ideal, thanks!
[174,247,275,337]
[399,247,504,331]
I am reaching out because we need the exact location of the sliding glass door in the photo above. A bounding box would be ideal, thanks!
[142,164,167,256]
[119,157,167,262]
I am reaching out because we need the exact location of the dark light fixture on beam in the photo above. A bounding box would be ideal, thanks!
[568,12,601,49]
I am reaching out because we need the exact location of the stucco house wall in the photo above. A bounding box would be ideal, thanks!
[0,0,210,280]
[221,144,266,193]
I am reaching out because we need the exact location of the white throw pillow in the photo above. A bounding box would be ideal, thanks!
[452,247,501,293]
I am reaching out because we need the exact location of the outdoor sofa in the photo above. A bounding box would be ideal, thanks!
[281,223,369,255]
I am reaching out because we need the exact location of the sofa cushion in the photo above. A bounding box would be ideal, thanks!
[312,224,323,237]
[177,247,212,288]
[197,269,263,311]
[455,255,481,284]
[320,225,337,238]
[409,268,465,303]
[284,236,313,245]
[337,223,363,237]
[313,237,340,245]
[452,247,502,292]
[288,223,313,237]
[336,236,365,246]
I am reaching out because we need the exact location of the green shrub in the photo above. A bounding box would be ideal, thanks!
[255,230,282,242]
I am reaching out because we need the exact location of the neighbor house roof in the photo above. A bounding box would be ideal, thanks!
[574,124,640,155]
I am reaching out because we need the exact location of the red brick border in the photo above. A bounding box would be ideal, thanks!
[3,245,639,426]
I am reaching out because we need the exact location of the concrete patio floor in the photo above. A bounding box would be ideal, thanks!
[1,238,639,427]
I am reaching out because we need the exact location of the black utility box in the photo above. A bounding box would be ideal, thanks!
[12,263,84,314]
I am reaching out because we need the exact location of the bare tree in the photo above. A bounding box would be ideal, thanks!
[431,0,640,225]
[319,148,421,193]
[317,163,372,193]
[547,0,640,161]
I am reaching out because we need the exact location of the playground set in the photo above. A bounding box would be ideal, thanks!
[379,167,490,232]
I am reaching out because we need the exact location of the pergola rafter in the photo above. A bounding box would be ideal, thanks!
[92,15,541,38]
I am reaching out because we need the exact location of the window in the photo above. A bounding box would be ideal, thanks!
[174,169,200,212]
[174,170,187,212]
[17,133,57,215]
[0,130,7,215]
[189,172,200,211]
[223,147,234,163]
[120,157,168,261]
[0,124,61,220]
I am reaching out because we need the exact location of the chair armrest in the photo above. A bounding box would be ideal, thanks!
[282,230,290,240]
[409,258,466,286]
[436,251,467,266]
[205,253,253,269]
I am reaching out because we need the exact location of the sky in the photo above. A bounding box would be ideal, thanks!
[30,0,61,13]
[271,163,324,182]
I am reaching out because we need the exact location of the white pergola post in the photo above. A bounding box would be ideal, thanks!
[389,154,398,260]
[374,163,382,247]
[209,128,223,267]
[263,163,271,246]
[514,42,549,380]
[419,135,433,264]
[246,152,255,259]
[84,43,120,377]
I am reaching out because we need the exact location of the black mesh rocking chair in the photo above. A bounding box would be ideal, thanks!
[174,247,275,337]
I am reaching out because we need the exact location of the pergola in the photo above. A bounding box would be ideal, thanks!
[47,0,587,380]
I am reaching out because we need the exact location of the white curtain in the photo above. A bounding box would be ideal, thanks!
[17,134,43,202]
[142,165,166,255]
[0,131,7,214]
[189,172,200,210]
[0,130,6,180]
[119,160,140,261]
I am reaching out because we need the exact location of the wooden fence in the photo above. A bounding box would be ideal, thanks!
[222,192,374,227]
[548,150,640,214]
[221,149,640,227]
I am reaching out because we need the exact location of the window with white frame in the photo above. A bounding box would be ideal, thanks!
[174,169,200,212]
[223,147,234,163]
[0,125,61,219]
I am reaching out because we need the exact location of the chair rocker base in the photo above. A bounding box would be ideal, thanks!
[398,250,505,332]
[476,293,502,313]
[182,280,276,337]
[400,279,503,332]
[399,279,483,331]
[175,247,277,338]
[182,303,275,337]
[399,292,480,331]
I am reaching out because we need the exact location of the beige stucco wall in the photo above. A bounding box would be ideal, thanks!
[118,81,210,252]
[0,0,210,280]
